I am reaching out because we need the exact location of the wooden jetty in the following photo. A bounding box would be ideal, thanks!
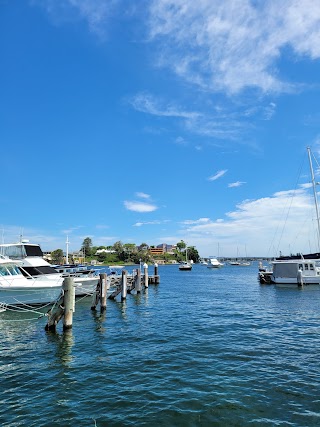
[45,264,160,330]
[107,263,160,301]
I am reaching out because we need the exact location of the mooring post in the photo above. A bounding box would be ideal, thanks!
[63,277,75,330]
[100,273,107,312]
[121,270,127,301]
[91,280,100,310]
[135,268,141,293]
[143,263,149,288]
[154,262,159,284]
[297,269,304,288]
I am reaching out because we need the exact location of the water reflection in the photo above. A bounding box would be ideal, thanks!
[91,307,107,333]
[46,329,74,366]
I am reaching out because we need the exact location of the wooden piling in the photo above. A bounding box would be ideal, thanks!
[45,277,75,331]
[100,273,107,311]
[121,270,127,301]
[143,263,149,288]
[91,280,100,310]
[45,291,64,332]
[62,277,75,330]
[154,263,159,284]
[135,268,141,293]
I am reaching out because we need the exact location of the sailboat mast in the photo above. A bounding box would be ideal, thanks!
[66,235,70,264]
[307,146,320,251]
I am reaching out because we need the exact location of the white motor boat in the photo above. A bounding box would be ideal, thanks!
[0,255,62,310]
[207,258,224,268]
[179,261,192,271]
[271,257,320,286]
[52,263,100,295]
[0,241,99,296]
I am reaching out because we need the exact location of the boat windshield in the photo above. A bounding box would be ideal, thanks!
[0,264,21,276]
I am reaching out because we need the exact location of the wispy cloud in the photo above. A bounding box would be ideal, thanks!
[130,92,200,119]
[133,220,170,227]
[228,181,246,188]
[180,218,210,225]
[148,0,320,94]
[124,200,158,213]
[135,192,150,199]
[208,170,227,181]
[34,0,119,37]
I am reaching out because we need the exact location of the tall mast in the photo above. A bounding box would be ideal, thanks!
[66,235,70,264]
[307,147,320,251]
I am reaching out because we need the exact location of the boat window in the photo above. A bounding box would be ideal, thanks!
[0,245,26,259]
[298,264,303,270]
[310,264,314,270]
[7,264,21,275]
[20,266,59,276]
[24,245,43,257]
[0,266,9,276]
[304,264,309,270]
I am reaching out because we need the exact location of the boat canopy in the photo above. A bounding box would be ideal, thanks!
[272,262,299,278]
[0,244,43,259]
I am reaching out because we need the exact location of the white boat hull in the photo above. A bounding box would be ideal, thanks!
[74,276,99,296]
[0,282,62,308]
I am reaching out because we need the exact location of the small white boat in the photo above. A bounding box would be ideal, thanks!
[179,246,192,270]
[207,258,224,268]
[0,255,62,310]
[179,261,192,271]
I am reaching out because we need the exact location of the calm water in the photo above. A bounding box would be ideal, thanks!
[1,263,320,426]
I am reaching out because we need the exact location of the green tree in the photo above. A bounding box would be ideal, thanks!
[177,240,186,252]
[81,237,93,257]
[187,246,200,263]
[51,249,64,264]
[113,241,125,261]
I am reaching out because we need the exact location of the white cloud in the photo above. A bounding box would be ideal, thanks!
[133,220,170,227]
[176,187,317,257]
[228,181,246,188]
[135,192,150,199]
[181,218,210,225]
[130,92,200,119]
[148,0,320,94]
[35,0,119,37]
[124,200,158,212]
[208,169,227,181]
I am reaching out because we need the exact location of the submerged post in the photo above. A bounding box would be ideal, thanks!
[63,277,75,330]
[143,263,149,288]
[121,270,127,301]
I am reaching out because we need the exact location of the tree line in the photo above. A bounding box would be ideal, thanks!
[50,238,200,265]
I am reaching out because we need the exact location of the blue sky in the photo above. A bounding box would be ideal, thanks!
[2,0,320,258]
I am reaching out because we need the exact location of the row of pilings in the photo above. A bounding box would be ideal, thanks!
[45,264,159,332]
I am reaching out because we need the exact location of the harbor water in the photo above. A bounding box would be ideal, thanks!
[1,263,320,426]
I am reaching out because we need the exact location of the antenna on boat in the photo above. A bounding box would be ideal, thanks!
[307,146,320,252]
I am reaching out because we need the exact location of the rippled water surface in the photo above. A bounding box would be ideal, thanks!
[1,263,320,426]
